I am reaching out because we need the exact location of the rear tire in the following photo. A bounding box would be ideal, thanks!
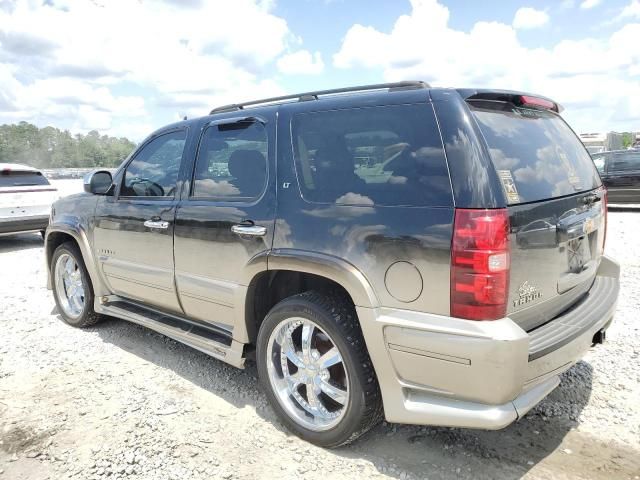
[256,291,383,447]
[51,242,102,328]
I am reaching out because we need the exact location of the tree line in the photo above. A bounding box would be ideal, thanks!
[0,121,137,169]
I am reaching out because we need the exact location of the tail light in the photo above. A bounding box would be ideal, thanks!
[451,209,510,320]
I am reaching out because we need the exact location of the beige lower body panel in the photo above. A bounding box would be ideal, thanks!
[356,303,612,429]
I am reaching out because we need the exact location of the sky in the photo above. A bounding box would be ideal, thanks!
[0,0,639,141]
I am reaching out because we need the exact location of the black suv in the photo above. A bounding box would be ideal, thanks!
[45,82,619,447]
[592,149,640,204]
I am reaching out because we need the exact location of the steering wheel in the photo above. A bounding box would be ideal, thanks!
[130,178,165,197]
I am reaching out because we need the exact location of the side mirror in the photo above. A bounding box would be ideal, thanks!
[84,170,113,195]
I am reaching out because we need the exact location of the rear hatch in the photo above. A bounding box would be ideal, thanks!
[0,168,57,219]
[467,94,605,331]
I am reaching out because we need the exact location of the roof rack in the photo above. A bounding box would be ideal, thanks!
[209,81,430,115]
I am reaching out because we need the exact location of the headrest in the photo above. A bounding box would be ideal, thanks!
[228,149,265,178]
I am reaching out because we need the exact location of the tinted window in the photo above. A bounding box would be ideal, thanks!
[0,171,50,187]
[192,121,267,199]
[121,130,186,197]
[292,103,452,206]
[470,101,601,204]
[611,151,640,172]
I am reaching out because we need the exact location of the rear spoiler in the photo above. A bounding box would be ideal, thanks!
[457,89,563,113]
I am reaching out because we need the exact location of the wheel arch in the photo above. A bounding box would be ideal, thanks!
[243,249,379,344]
[45,224,103,295]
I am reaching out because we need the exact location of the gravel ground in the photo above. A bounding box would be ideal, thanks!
[1,187,638,479]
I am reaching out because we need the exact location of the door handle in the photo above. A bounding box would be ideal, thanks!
[144,219,169,229]
[231,224,267,237]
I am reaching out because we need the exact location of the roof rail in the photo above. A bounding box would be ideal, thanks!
[209,81,430,115]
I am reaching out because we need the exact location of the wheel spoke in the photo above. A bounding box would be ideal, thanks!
[318,347,342,369]
[70,292,83,312]
[65,257,75,275]
[282,328,305,369]
[319,379,348,405]
[301,323,314,361]
[306,382,322,411]
[285,371,304,391]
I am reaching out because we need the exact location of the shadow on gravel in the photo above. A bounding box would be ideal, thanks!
[0,233,43,253]
[90,315,594,480]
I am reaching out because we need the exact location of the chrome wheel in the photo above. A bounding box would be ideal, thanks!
[54,253,85,319]
[266,317,349,431]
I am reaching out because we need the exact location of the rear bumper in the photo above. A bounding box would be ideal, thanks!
[0,215,49,235]
[358,255,619,429]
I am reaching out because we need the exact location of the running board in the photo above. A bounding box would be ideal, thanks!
[95,296,245,368]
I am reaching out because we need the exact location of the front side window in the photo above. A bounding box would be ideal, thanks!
[611,152,640,172]
[291,103,452,207]
[192,121,267,199]
[121,130,186,198]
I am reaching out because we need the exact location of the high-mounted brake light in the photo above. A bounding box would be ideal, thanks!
[519,95,558,112]
[451,209,510,320]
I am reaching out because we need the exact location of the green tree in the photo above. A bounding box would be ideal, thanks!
[0,122,137,168]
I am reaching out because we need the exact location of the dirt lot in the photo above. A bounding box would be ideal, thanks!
[0,186,638,479]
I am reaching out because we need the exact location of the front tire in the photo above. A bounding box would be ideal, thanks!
[256,291,382,447]
[51,242,102,328]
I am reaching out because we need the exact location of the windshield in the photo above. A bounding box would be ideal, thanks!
[0,171,51,188]
[470,101,601,204]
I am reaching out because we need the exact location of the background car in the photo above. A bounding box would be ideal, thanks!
[592,150,640,204]
[0,163,58,237]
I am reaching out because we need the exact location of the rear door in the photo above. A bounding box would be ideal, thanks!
[605,151,640,204]
[93,128,188,314]
[468,98,605,331]
[173,115,275,336]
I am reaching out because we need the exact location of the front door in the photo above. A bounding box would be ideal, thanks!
[93,128,188,314]
[173,116,275,337]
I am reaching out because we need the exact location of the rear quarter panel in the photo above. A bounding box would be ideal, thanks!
[273,95,454,315]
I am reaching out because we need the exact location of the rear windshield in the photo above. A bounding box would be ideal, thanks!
[0,170,50,188]
[470,101,601,204]
[291,103,452,207]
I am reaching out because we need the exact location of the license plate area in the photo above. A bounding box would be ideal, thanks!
[567,236,591,272]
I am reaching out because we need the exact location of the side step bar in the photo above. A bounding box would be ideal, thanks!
[95,296,246,368]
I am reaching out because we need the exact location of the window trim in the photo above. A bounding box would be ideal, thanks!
[117,127,188,201]
[188,121,269,203]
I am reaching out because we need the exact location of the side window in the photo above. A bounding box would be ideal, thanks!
[192,121,267,199]
[291,103,452,207]
[121,130,186,197]
[592,155,606,174]
[611,152,640,172]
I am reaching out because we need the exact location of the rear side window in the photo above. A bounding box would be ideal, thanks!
[292,103,452,207]
[470,101,601,204]
[192,121,268,200]
[0,170,50,187]
[610,151,640,172]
